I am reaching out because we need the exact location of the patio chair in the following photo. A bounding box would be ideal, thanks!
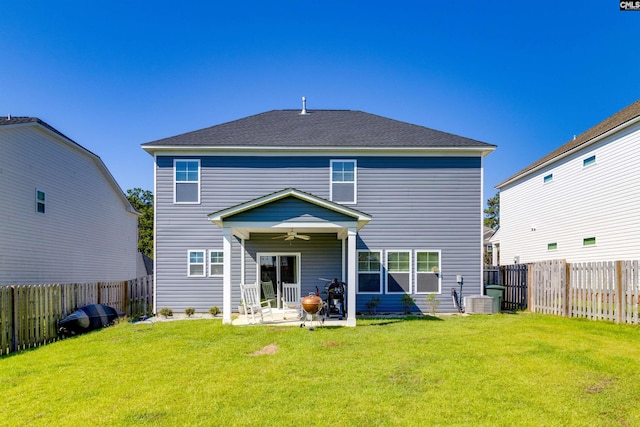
[241,283,273,324]
[281,282,302,320]
[261,280,277,304]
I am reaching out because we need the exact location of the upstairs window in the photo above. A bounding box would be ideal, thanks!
[330,159,357,204]
[543,174,553,184]
[35,189,46,214]
[583,155,596,168]
[175,159,200,203]
[547,242,558,251]
[583,237,596,247]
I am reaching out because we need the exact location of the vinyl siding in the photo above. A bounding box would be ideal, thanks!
[499,121,640,264]
[155,155,483,313]
[0,125,138,284]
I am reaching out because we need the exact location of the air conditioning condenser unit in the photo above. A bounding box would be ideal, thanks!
[464,295,494,314]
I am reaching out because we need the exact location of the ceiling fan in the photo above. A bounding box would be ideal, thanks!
[271,230,310,241]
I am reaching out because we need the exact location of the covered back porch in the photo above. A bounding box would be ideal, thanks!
[208,188,371,327]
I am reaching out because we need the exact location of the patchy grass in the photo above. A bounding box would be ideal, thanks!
[1,314,639,426]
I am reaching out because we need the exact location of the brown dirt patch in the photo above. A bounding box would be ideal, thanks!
[251,343,279,356]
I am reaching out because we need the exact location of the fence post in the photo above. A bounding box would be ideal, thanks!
[11,286,18,353]
[564,261,571,318]
[527,264,533,311]
[616,261,623,324]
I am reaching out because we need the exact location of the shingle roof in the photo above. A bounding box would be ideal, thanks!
[142,109,495,150]
[0,116,78,145]
[497,99,640,188]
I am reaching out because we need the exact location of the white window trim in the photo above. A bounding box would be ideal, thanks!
[174,159,201,204]
[330,159,357,204]
[385,250,412,294]
[188,249,206,277]
[414,249,442,294]
[209,250,224,277]
[357,249,382,294]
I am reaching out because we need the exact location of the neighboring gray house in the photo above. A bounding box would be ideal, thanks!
[142,104,496,325]
[0,117,139,284]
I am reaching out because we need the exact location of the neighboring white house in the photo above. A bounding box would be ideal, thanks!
[495,99,640,264]
[0,117,139,284]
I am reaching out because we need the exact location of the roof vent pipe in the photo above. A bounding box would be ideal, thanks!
[300,96,308,115]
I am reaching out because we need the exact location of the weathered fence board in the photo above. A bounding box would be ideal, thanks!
[0,276,153,356]
[531,260,566,316]
[529,260,640,325]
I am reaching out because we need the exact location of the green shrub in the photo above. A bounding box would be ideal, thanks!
[185,307,195,317]
[209,306,220,316]
[365,297,381,314]
[425,294,441,316]
[400,294,415,314]
[158,307,173,318]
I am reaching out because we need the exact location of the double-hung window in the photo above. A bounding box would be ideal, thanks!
[386,251,411,293]
[209,251,223,276]
[188,250,205,277]
[330,159,357,204]
[415,251,441,294]
[357,250,381,293]
[175,159,200,203]
[35,189,46,214]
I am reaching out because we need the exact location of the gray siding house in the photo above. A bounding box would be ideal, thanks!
[142,106,495,325]
[0,117,139,285]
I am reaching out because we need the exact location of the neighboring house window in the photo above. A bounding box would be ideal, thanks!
[357,250,381,293]
[547,242,558,251]
[386,251,411,293]
[175,159,200,203]
[543,174,553,184]
[330,159,357,203]
[415,251,441,294]
[583,237,596,246]
[209,251,223,276]
[188,250,205,277]
[583,155,596,168]
[35,189,46,214]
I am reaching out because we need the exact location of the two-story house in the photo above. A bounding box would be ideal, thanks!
[495,99,640,264]
[0,117,139,284]
[142,103,496,325]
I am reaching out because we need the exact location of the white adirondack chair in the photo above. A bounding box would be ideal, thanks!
[241,283,273,324]
[281,282,302,320]
[261,280,277,305]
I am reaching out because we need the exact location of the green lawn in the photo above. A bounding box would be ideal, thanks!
[1,313,639,426]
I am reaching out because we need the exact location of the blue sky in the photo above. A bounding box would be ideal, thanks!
[2,1,638,204]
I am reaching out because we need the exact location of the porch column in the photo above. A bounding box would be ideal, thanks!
[347,228,357,327]
[222,228,232,325]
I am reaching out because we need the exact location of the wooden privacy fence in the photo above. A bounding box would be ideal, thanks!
[529,260,640,324]
[0,276,153,356]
